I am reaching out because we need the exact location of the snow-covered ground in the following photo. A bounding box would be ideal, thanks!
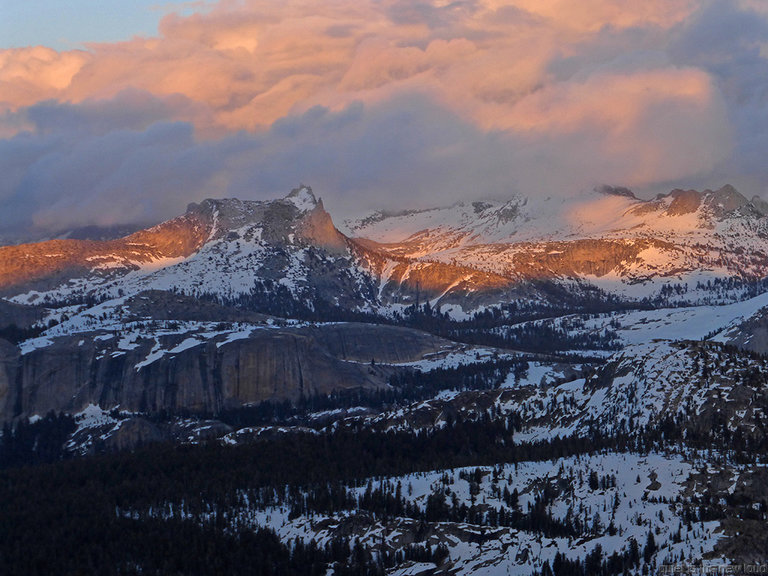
[225,452,727,575]
[490,289,768,355]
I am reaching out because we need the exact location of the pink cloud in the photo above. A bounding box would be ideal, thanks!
[0,0,759,236]
[0,47,89,111]
[1,0,709,135]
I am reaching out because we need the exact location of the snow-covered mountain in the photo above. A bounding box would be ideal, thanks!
[346,184,768,302]
[3,186,534,317]
[6,183,768,328]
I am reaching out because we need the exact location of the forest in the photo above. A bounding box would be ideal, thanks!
[1,402,758,575]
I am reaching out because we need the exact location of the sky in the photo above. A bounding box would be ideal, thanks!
[2,0,768,239]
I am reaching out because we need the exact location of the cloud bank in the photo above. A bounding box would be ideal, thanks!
[0,0,765,238]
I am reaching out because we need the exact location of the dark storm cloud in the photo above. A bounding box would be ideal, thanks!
[0,95,527,236]
[23,90,188,136]
[663,1,768,196]
[0,120,217,233]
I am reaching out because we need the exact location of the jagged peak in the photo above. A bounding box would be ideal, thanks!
[704,183,746,203]
[643,185,752,219]
[665,189,702,216]
[658,184,747,208]
[284,185,318,212]
[713,183,740,196]
[183,188,344,252]
[701,184,749,216]
[184,186,319,220]
[295,196,347,254]
[184,197,245,219]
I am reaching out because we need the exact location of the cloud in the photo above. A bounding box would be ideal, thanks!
[506,0,696,32]
[0,0,766,237]
[664,0,768,195]
[0,0,713,133]
[23,89,201,135]
[0,47,89,114]
[0,96,514,233]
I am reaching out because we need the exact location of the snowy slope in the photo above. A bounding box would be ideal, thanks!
[152,452,726,575]
[345,185,766,249]
[488,289,768,354]
[345,185,768,298]
[5,184,768,319]
[7,187,384,312]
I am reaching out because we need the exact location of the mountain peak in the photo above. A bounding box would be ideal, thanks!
[285,185,318,212]
[702,184,749,217]
[666,188,701,216]
[294,193,347,254]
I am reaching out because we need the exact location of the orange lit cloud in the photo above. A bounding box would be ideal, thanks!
[0,47,88,109]
[1,0,764,237]
[0,0,713,136]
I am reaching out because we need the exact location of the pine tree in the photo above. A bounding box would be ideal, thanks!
[643,530,657,563]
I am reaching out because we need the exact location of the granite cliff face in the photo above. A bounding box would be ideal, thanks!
[1,323,452,422]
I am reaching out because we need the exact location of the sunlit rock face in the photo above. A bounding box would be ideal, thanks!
[665,189,702,216]
[505,238,674,279]
[0,208,213,296]
[295,199,349,255]
[3,183,768,318]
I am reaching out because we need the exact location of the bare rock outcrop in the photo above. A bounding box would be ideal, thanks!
[509,238,675,279]
[297,199,348,254]
[667,189,702,216]
[4,323,453,422]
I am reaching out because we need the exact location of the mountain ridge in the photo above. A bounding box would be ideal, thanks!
[5,184,768,314]
[344,184,768,299]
